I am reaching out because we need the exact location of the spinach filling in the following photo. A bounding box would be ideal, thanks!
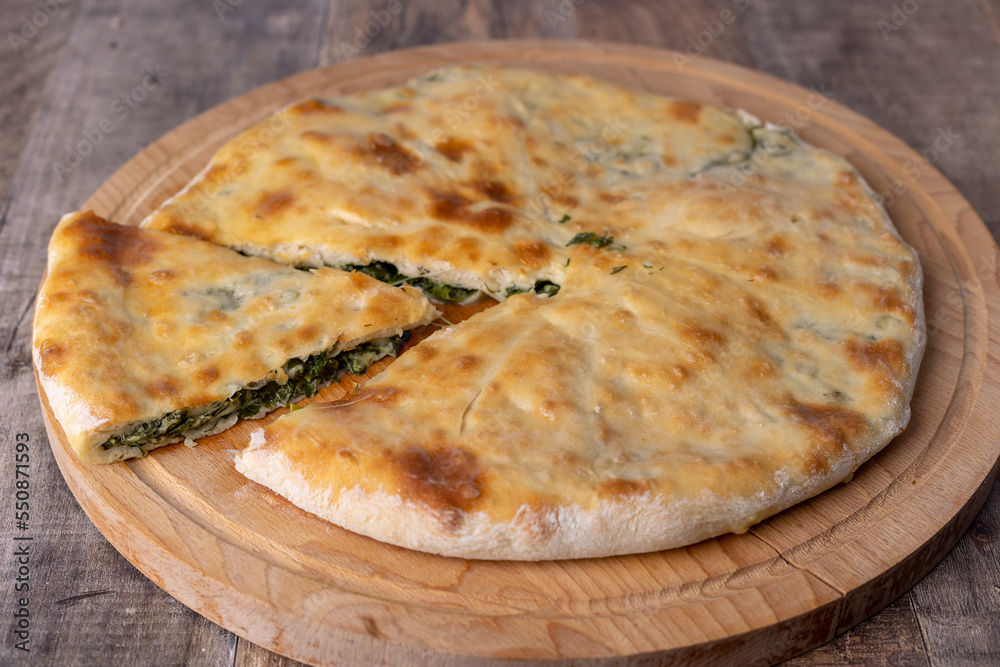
[692,126,796,176]
[566,232,615,249]
[341,261,478,303]
[504,280,560,298]
[343,261,562,301]
[102,335,406,451]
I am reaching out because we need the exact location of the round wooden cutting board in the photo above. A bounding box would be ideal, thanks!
[37,41,1000,666]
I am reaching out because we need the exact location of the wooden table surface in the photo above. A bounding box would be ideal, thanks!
[1,1,998,665]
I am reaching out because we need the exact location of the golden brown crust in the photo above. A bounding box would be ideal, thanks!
[36,66,923,558]
[234,68,923,560]
[141,66,753,295]
[33,212,438,462]
[241,218,921,559]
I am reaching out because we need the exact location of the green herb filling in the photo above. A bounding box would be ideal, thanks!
[504,280,561,298]
[566,232,615,248]
[101,335,406,451]
[342,261,478,303]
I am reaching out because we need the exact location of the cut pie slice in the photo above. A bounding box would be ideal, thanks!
[140,66,753,301]
[237,184,922,559]
[125,64,922,560]
[33,211,438,463]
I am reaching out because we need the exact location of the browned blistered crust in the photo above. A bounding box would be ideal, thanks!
[142,67,755,294]
[33,212,437,462]
[131,66,921,559]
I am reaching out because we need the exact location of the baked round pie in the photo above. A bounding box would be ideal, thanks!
[38,66,924,559]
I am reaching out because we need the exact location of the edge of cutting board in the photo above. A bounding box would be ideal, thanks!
[37,40,1000,666]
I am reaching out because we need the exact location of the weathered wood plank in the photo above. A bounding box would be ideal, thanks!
[236,639,306,667]
[783,595,930,666]
[738,0,1000,235]
[2,1,998,665]
[0,0,80,202]
[0,0,327,664]
[575,0,754,67]
[321,0,575,65]
[911,482,1000,664]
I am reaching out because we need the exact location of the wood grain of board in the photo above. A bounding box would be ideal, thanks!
[31,41,1000,666]
[2,2,998,666]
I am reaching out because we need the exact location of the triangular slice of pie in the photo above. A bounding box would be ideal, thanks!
[237,207,922,559]
[234,106,923,559]
[140,66,754,302]
[33,211,438,463]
